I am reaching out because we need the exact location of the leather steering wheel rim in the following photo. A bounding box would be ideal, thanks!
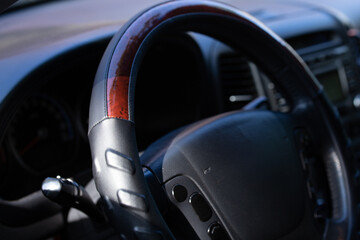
[88,0,356,239]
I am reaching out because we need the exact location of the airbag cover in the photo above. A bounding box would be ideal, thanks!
[162,111,305,239]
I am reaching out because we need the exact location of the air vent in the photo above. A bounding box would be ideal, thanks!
[286,31,341,51]
[218,53,257,111]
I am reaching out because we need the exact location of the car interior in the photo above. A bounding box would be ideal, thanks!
[1,0,360,239]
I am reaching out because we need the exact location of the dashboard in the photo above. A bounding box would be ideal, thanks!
[1,0,360,239]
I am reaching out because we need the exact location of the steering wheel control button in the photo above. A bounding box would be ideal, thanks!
[172,185,188,202]
[165,176,223,239]
[189,193,212,222]
[208,223,230,240]
[117,189,148,211]
[294,129,330,229]
[105,149,135,174]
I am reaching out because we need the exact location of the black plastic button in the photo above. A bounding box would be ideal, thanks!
[172,185,188,202]
[208,223,230,240]
[189,193,212,222]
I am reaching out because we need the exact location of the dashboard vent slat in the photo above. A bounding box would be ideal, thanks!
[218,53,257,110]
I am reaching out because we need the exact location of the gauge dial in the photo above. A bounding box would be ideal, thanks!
[7,95,76,174]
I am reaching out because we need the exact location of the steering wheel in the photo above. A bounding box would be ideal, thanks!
[88,0,356,239]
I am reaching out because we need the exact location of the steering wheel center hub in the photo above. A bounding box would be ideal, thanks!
[161,111,306,239]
